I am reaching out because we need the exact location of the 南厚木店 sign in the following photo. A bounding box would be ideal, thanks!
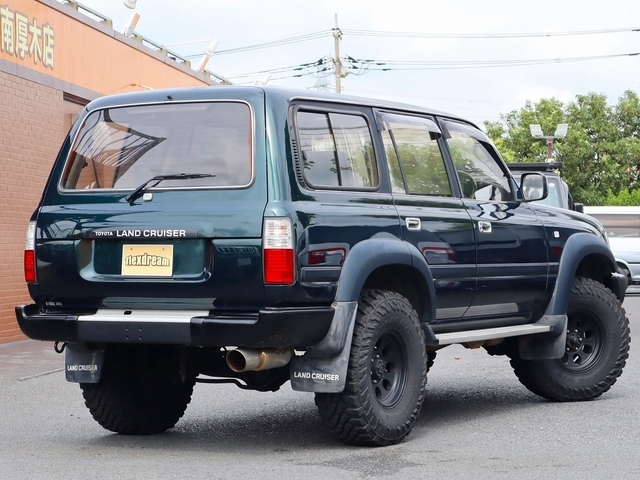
[0,4,55,70]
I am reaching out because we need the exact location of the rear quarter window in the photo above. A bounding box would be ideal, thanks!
[295,110,378,190]
[61,101,253,190]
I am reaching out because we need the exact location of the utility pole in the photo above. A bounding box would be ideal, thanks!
[333,14,342,93]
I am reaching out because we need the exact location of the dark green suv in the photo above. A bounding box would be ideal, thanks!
[16,86,630,446]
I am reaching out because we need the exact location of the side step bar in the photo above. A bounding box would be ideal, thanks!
[434,324,552,346]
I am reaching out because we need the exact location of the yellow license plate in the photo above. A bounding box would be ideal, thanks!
[121,244,174,276]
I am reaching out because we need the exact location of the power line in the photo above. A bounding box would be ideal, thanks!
[212,30,332,56]
[350,52,640,71]
[228,57,331,78]
[341,26,640,39]
[183,26,639,59]
[227,51,639,80]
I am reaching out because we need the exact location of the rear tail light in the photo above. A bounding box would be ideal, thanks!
[24,221,37,283]
[263,218,294,285]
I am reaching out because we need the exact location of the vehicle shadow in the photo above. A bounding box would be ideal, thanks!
[79,376,550,453]
[417,378,544,430]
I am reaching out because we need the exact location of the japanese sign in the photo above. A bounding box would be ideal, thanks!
[1,4,54,69]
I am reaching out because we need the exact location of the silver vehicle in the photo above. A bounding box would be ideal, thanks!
[508,162,583,212]
[585,206,640,285]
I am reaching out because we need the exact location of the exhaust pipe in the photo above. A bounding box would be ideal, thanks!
[226,348,292,372]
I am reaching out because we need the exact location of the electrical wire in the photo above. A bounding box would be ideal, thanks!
[350,52,640,71]
[212,30,332,56]
[227,51,639,82]
[341,26,640,39]
[228,57,332,79]
[195,25,639,82]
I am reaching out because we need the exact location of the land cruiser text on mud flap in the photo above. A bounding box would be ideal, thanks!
[16,86,630,446]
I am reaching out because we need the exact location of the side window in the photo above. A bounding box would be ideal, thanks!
[380,115,452,197]
[296,110,378,189]
[443,120,512,201]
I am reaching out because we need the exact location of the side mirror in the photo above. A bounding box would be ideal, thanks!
[520,173,549,202]
[574,203,584,213]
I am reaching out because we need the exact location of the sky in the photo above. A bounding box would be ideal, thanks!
[74,0,640,127]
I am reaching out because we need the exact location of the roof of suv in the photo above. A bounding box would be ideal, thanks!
[83,85,476,128]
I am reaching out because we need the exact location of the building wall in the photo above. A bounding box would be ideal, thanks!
[0,71,64,342]
[0,0,215,343]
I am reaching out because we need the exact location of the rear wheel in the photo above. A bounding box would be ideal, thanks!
[80,345,195,434]
[510,277,630,401]
[315,290,427,446]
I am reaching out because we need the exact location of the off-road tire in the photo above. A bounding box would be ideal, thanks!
[510,277,630,401]
[80,345,195,434]
[315,289,427,446]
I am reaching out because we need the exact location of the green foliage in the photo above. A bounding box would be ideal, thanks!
[606,189,640,206]
[484,90,640,206]
[392,143,452,196]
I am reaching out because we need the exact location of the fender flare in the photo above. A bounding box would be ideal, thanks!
[289,236,436,393]
[334,235,436,322]
[545,232,621,316]
[520,233,621,361]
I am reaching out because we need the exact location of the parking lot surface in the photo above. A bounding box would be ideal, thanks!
[1,292,639,479]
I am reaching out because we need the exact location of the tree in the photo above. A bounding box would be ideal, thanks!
[485,90,640,205]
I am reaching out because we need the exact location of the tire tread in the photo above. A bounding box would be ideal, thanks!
[510,277,630,401]
[315,289,427,446]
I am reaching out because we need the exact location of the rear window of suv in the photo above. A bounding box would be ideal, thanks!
[61,101,253,190]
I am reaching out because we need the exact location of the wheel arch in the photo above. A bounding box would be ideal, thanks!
[546,233,624,316]
[334,236,436,323]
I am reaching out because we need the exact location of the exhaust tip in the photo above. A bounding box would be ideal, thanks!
[226,348,292,372]
[227,349,251,372]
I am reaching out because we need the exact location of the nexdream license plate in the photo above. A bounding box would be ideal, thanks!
[121,244,174,276]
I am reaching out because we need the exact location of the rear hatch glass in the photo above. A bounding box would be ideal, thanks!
[62,101,252,190]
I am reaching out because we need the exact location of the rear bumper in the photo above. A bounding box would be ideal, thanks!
[15,304,334,348]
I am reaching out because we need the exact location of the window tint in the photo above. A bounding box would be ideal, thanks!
[527,176,563,208]
[296,111,378,189]
[443,120,511,201]
[381,116,451,196]
[62,102,252,190]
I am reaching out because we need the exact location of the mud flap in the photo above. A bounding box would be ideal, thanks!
[518,314,567,360]
[289,301,357,393]
[65,343,104,383]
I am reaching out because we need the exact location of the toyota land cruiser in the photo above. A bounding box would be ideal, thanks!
[16,86,630,446]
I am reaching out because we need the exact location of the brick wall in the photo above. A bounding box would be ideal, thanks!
[0,71,65,343]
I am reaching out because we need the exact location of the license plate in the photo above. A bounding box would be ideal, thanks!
[121,244,174,276]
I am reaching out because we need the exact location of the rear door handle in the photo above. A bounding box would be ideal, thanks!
[478,221,492,234]
[406,218,422,231]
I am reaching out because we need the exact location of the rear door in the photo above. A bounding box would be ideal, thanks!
[35,89,268,311]
[287,103,402,296]
[377,111,476,320]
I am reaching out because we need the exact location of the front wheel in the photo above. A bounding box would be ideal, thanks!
[510,277,630,401]
[315,290,427,446]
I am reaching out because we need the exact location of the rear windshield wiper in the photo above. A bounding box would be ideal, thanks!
[125,173,216,204]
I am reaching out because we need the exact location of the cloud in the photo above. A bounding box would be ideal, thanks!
[73,0,640,124]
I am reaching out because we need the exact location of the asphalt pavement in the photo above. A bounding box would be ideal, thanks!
[0,339,63,380]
